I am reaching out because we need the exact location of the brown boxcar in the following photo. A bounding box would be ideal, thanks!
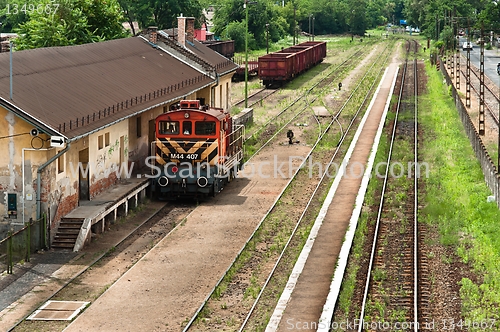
[259,41,326,87]
[202,40,235,59]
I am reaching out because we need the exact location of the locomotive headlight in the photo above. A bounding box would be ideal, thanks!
[197,176,208,188]
[158,176,169,187]
[184,112,189,118]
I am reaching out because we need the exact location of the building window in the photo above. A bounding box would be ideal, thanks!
[105,132,110,147]
[137,116,142,138]
[57,154,64,174]
[98,135,104,150]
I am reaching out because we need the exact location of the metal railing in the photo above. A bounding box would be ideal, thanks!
[0,214,47,274]
[439,56,500,209]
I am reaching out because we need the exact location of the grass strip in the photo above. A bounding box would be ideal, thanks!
[421,60,500,329]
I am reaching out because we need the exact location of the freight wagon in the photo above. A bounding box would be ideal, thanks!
[202,40,235,59]
[258,41,327,87]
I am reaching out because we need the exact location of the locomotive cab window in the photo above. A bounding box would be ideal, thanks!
[158,121,179,135]
[183,121,192,135]
[195,121,216,135]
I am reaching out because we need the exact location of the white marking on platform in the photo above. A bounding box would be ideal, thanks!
[27,300,89,321]
[317,65,398,332]
[265,66,395,332]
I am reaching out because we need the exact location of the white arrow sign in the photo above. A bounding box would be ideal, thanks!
[50,135,66,148]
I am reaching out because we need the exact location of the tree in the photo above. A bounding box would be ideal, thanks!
[346,0,368,35]
[117,0,204,30]
[212,0,288,49]
[0,0,40,32]
[14,0,127,50]
[80,0,126,39]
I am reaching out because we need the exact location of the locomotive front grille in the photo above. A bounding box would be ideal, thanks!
[155,138,218,165]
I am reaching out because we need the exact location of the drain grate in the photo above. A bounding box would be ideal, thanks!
[27,300,90,321]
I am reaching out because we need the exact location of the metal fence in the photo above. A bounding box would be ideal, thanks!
[439,57,500,209]
[0,214,47,274]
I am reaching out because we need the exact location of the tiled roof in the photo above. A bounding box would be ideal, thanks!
[0,37,214,139]
[186,39,238,75]
[158,28,238,76]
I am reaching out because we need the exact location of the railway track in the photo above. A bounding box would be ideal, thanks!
[357,41,422,331]
[245,50,382,160]
[457,57,500,125]
[233,87,279,109]
[6,202,198,331]
[183,39,396,331]
[244,47,373,149]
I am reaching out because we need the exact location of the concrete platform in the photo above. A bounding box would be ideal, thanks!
[62,177,150,251]
[66,177,149,221]
[0,200,166,331]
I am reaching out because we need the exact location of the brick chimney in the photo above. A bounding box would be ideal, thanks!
[186,17,195,43]
[177,15,186,46]
[148,26,158,44]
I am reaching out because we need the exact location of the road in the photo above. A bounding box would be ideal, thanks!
[458,36,500,86]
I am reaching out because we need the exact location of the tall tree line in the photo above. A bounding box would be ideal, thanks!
[0,0,498,50]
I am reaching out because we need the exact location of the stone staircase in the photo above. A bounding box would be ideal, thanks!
[52,218,84,250]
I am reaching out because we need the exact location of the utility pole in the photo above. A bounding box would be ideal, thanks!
[309,15,311,41]
[479,26,485,136]
[245,0,249,108]
[244,0,256,108]
[266,23,269,54]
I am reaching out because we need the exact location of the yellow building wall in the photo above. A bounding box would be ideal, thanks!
[212,73,233,110]
[0,84,221,232]
[0,106,53,226]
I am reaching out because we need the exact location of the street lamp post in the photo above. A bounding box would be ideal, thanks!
[308,15,315,41]
[244,0,256,108]
[313,15,314,41]
[266,23,269,54]
[309,15,312,41]
[244,0,249,108]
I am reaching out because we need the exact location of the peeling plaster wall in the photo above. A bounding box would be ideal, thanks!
[0,85,219,239]
[128,107,164,170]
[0,107,52,236]
[89,120,128,197]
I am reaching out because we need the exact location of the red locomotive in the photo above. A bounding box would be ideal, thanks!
[150,100,244,198]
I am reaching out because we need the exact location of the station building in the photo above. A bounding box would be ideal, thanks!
[0,16,237,242]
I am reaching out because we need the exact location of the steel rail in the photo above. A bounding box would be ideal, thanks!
[6,201,173,332]
[413,55,419,331]
[233,87,278,108]
[244,50,372,161]
[357,49,409,332]
[459,64,500,125]
[182,44,391,332]
[244,49,366,144]
[238,44,393,332]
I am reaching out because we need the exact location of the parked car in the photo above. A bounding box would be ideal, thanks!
[462,42,473,51]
